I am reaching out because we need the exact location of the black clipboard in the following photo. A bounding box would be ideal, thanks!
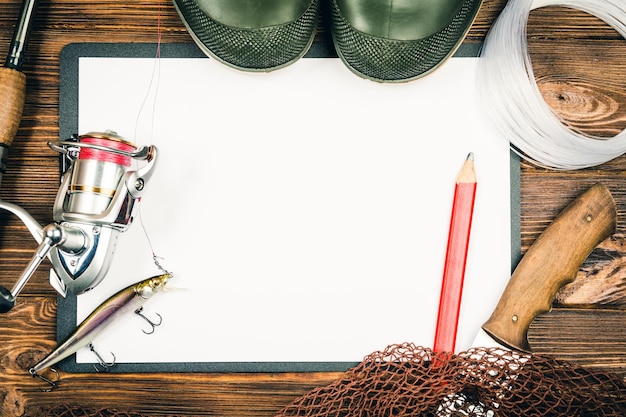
[56,41,521,373]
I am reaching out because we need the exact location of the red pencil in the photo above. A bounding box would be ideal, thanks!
[433,153,477,353]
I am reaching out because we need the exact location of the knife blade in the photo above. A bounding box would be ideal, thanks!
[471,183,617,352]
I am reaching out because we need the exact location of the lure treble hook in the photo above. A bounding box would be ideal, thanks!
[29,367,60,392]
[135,306,162,334]
[89,343,116,372]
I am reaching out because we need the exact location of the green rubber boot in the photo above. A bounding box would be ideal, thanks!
[174,0,320,72]
[330,0,483,82]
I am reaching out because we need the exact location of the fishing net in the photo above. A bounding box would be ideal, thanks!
[27,405,145,417]
[274,343,626,417]
[25,343,626,416]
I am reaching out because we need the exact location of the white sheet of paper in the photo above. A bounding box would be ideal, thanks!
[73,54,511,365]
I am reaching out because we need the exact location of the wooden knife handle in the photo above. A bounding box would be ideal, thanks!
[482,183,617,352]
[0,67,26,148]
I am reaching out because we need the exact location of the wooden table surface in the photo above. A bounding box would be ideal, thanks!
[0,0,625,415]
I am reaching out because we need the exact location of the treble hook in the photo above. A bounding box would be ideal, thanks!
[135,306,162,334]
[89,343,116,372]
[29,367,60,392]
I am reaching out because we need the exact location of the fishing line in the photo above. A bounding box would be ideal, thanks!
[477,0,626,170]
[132,0,170,274]
[133,1,162,143]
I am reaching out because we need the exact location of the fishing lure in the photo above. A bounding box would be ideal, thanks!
[29,273,172,391]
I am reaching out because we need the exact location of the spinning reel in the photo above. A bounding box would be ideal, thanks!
[0,131,158,312]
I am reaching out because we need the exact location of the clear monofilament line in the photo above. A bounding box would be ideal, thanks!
[477,0,626,170]
[134,0,167,274]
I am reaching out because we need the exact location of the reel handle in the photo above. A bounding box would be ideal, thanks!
[0,285,16,313]
[0,223,85,313]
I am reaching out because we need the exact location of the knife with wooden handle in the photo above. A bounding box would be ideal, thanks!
[473,183,617,352]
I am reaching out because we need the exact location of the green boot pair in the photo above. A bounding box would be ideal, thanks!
[173,0,482,83]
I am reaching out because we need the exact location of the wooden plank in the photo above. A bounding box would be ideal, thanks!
[0,297,339,416]
[0,0,624,415]
[530,308,626,375]
[0,299,622,416]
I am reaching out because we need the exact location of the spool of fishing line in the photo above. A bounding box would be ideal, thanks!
[66,132,137,216]
[477,0,626,170]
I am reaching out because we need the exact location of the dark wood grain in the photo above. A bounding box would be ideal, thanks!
[0,1,625,415]
[529,308,626,375]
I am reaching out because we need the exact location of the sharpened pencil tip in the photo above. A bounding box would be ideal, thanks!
[457,152,477,183]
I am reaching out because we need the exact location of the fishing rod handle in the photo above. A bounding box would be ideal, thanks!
[0,0,40,152]
[0,67,26,149]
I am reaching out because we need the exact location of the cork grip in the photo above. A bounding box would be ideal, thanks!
[0,66,26,148]
[481,183,617,352]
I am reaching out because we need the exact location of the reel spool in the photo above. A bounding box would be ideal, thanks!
[62,132,139,218]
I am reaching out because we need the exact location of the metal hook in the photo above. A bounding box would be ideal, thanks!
[135,306,162,334]
[29,367,60,392]
[88,343,116,372]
